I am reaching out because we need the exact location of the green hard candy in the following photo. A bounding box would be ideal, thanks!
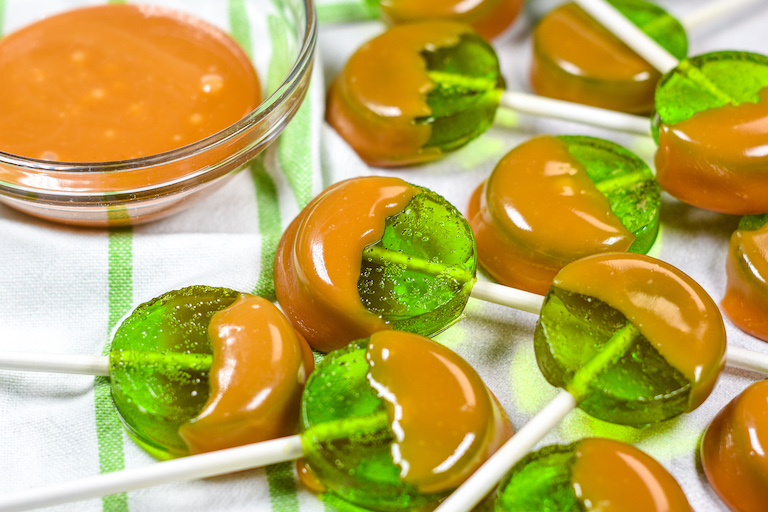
[494,444,581,512]
[652,51,768,140]
[608,0,686,59]
[557,135,661,254]
[738,212,768,231]
[534,286,690,425]
[419,32,505,152]
[300,341,426,511]
[109,286,239,459]
[359,185,477,338]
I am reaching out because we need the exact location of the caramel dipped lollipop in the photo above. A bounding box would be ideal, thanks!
[530,0,766,114]
[0,331,512,511]
[327,21,650,167]
[701,379,768,512]
[574,0,768,215]
[435,252,764,512]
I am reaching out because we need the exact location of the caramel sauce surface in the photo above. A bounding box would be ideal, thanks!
[326,22,470,167]
[722,224,768,341]
[379,0,522,40]
[701,380,768,512]
[366,331,512,494]
[468,136,633,295]
[572,438,691,512]
[554,253,726,410]
[531,4,659,114]
[656,88,768,214]
[274,177,417,352]
[179,295,314,454]
[0,5,260,163]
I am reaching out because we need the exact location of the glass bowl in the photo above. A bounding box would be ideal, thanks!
[0,0,316,226]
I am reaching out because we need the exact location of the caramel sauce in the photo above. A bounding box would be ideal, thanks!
[701,380,768,512]
[468,136,634,295]
[274,177,417,352]
[178,294,314,454]
[379,0,522,40]
[722,223,768,342]
[0,5,260,163]
[571,438,692,511]
[326,22,471,167]
[554,253,726,411]
[531,4,660,114]
[366,331,512,494]
[656,88,768,214]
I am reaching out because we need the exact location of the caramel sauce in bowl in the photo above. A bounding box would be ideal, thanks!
[0,1,316,226]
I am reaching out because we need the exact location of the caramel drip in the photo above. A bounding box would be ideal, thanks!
[468,136,634,295]
[326,22,470,167]
[701,380,768,512]
[379,0,522,40]
[274,177,418,352]
[656,88,768,214]
[530,4,660,114]
[571,438,692,511]
[366,331,513,494]
[178,294,314,454]
[554,253,726,411]
[722,224,768,341]
[0,5,259,163]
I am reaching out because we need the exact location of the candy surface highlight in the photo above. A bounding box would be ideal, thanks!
[535,253,726,424]
[276,177,477,352]
[299,330,512,510]
[495,438,691,511]
[531,0,686,114]
[327,22,504,167]
[110,287,313,458]
[722,214,768,342]
[701,380,768,512]
[378,0,523,40]
[468,135,659,295]
[654,51,768,214]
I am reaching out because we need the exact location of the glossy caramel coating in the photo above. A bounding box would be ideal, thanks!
[326,22,471,167]
[531,4,660,114]
[274,177,417,352]
[701,380,768,512]
[722,223,768,342]
[366,330,513,494]
[656,88,768,215]
[468,136,633,295]
[178,295,314,454]
[554,253,726,411]
[572,438,692,511]
[379,0,522,40]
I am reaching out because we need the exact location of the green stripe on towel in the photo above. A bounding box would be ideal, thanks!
[96,227,133,511]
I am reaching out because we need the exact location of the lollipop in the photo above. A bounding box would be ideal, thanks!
[0,331,512,511]
[376,0,524,40]
[327,21,650,167]
[701,379,768,512]
[434,252,728,512]
[0,286,314,459]
[722,214,768,342]
[494,438,692,511]
[531,0,687,115]
[468,135,660,295]
[574,0,768,214]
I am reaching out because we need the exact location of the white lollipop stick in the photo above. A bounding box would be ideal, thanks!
[470,280,544,314]
[0,352,109,376]
[681,0,768,32]
[574,0,679,73]
[499,91,650,135]
[435,391,577,512]
[0,435,305,512]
